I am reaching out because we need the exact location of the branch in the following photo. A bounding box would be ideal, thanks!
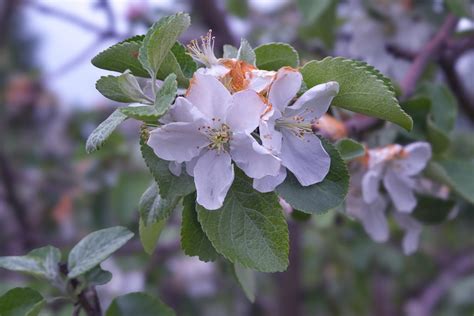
[405,251,474,316]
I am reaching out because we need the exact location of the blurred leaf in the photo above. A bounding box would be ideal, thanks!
[426,116,450,154]
[139,183,179,226]
[299,0,339,48]
[297,0,332,24]
[426,160,474,204]
[170,42,197,78]
[277,138,349,214]
[446,131,474,160]
[301,57,413,130]
[0,246,61,281]
[0,287,45,316]
[85,110,127,154]
[254,43,299,70]
[446,0,473,18]
[234,263,256,302]
[223,45,238,59]
[67,227,134,278]
[84,265,113,286]
[412,195,455,224]
[226,0,249,17]
[335,138,365,161]
[96,76,140,103]
[197,170,289,272]
[138,13,190,77]
[106,292,175,316]
[139,217,165,255]
[140,142,195,202]
[401,97,431,140]
[181,193,218,262]
[291,209,312,222]
[416,83,457,132]
[237,38,256,66]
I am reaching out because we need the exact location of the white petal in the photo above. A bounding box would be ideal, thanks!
[247,69,276,92]
[225,90,266,133]
[280,130,330,186]
[383,170,417,213]
[230,133,281,179]
[346,194,389,243]
[361,169,383,204]
[194,150,234,210]
[394,142,432,176]
[259,111,282,154]
[268,68,302,111]
[393,213,422,255]
[286,81,339,120]
[185,156,199,177]
[253,167,287,193]
[169,162,182,176]
[163,97,206,123]
[196,64,230,77]
[186,73,231,120]
[147,122,209,163]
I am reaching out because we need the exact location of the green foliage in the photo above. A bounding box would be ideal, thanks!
[301,57,413,130]
[0,288,45,316]
[170,42,197,78]
[234,263,256,302]
[67,226,134,278]
[335,138,365,161]
[197,170,289,272]
[0,246,61,282]
[139,218,165,255]
[223,44,238,58]
[138,13,190,78]
[236,38,256,65]
[106,292,175,316]
[446,0,473,17]
[226,0,249,17]
[85,110,127,154]
[412,195,456,224]
[139,183,179,226]
[181,193,218,262]
[96,76,143,104]
[254,43,299,70]
[83,265,113,286]
[298,0,339,48]
[277,138,349,214]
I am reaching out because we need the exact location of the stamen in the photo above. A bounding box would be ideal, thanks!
[186,30,219,67]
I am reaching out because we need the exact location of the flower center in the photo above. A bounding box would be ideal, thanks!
[200,123,231,152]
[187,30,219,67]
[275,116,312,138]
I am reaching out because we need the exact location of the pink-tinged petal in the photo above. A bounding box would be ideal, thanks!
[280,130,330,186]
[253,167,287,193]
[383,170,417,213]
[163,97,206,123]
[346,194,389,243]
[185,156,199,177]
[194,150,234,210]
[225,90,266,134]
[169,162,182,176]
[286,81,339,120]
[259,112,282,154]
[394,142,432,176]
[247,69,276,92]
[186,73,231,120]
[361,169,383,204]
[268,68,302,111]
[393,213,422,255]
[230,133,281,179]
[147,122,209,163]
[196,64,231,77]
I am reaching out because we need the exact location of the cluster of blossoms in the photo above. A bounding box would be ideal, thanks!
[346,142,432,254]
[147,31,340,210]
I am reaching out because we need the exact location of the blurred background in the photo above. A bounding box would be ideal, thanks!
[1,0,473,315]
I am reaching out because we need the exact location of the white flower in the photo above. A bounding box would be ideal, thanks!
[362,142,432,213]
[147,73,280,210]
[187,30,230,77]
[254,68,340,192]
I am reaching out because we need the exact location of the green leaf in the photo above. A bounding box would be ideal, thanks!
[170,42,197,78]
[416,83,457,133]
[0,288,45,316]
[139,13,191,77]
[140,141,195,202]
[117,70,152,103]
[223,45,238,59]
[0,246,61,281]
[86,109,127,154]
[426,117,450,154]
[297,0,332,24]
[92,40,149,77]
[234,263,256,303]
[236,38,256,66]
[139,217,165,255]
[197,170,289,272]
[335,138,365,161]
[120,106,159,122]
[156,51,189,87]
[226,0,249,17]
[277,138,349,214]
[298,0,338,48]
[301,57,413,130]
[106,292,175,316]
[139,183,179,226]
[254,43,299,71]
[154,73,177,115]
[67,226,134,278]
[412,195,455,224]
[83,265,113,286]
[446,0,473,18]
[181,193,218,262]
[426,160,474,205]
[96,76,140,103]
